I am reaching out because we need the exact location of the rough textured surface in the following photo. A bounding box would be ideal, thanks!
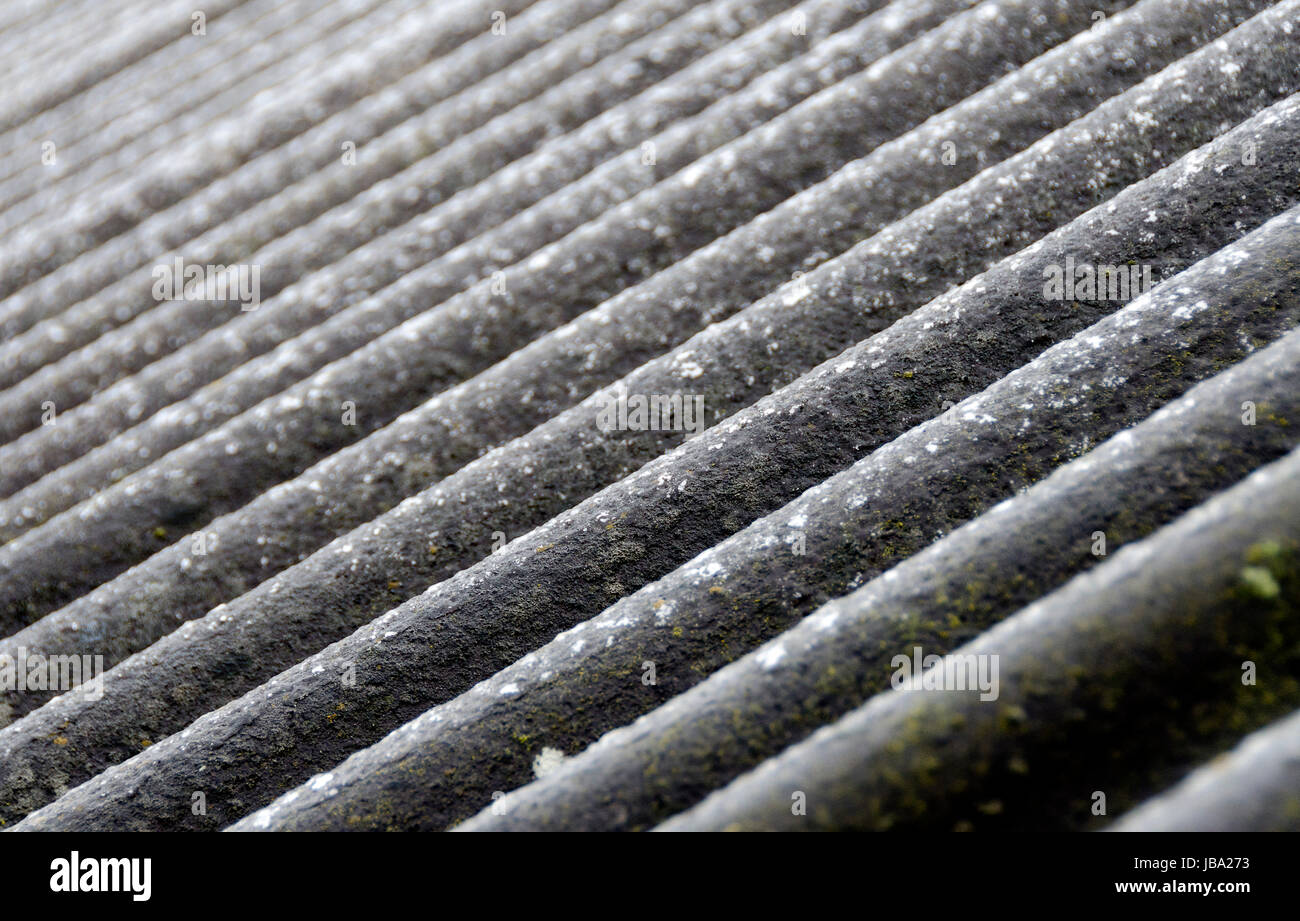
[0,0,1135,627]
[260,213,1300,832]
[0,0,622,366]
[654,445,1300,831]
[0,0,426,237]
[0,0,895,509]
[7,90,1298,831]
[0,0,544,299]
[2,0,1298,833]
[0,0,742,424]
[3,0,1263,713]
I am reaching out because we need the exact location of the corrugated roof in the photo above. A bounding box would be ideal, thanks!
[0,0,1297,831]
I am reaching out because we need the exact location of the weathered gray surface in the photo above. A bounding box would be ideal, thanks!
[0,0,423,232]
[8,86,1297,831]
[253,210,1300,832]
[654,444,1300,831]
[449,224,1300,833]
[0,0,542,299]
[2,0,1298,836]
[0,0,743,418]
[0,0,619,352]
[0,0,1134,628]
[0,0,889,502]
[2,0,1261,685]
